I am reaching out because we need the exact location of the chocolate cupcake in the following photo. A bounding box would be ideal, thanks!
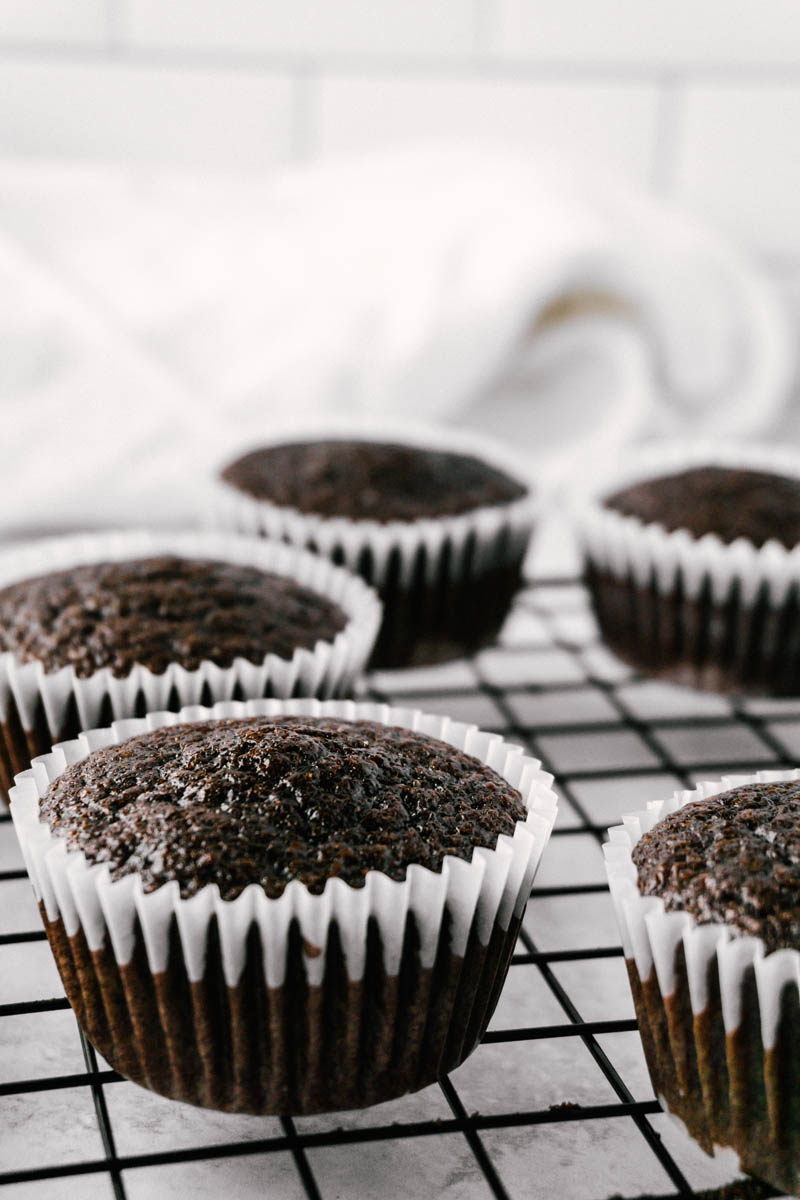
[0,531,381,805]
[11,698,557,1115]
[605,771,800,1195]
[213,426,536,669]
[576,444,800,695]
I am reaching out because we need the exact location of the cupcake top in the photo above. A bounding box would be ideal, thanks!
[0,557,346,678]
[632,780,800,952]
[40,716,525,899]
[604,466,800,549]
[220,439,528,522]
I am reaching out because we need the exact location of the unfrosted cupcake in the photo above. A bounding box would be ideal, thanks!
[605,772,800,1195]
[576,443,800,695]
[0,531,380,803]
[213,428,537,669]
[11,699,557,1115]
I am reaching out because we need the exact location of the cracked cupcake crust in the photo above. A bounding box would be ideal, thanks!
[631,780,800,952]
[40,716,526,899]
[220,439,528,522]
[0,556,347,678]
[604,465,800,549]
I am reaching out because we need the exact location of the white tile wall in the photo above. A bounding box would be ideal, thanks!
[489,0,800,67]
[675,83,800,256]
[318,76,659,181]
[125,0,474,59]
[0,1,797,255]
[0,0,108,45]
[0,60,293,168]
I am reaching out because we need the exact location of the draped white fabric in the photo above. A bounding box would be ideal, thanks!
[0,146,792,534]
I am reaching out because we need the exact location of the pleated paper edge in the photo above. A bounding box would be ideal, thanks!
[574,440,800,606]
[0,528,383,735]
[209,420,539,590]
[11,697,558,992]
[604,767,800,1050]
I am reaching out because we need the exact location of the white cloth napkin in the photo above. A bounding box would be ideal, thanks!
[0,146,792,535]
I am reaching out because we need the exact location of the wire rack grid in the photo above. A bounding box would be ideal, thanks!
[0,574,792,1200]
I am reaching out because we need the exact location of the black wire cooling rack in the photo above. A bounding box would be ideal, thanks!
[0,576,792,1200]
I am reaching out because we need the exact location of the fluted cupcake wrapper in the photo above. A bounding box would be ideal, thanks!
[575,441,800,695]
[209,422,538,669]
[604,769,800,1195]
[0,530,382,806]
[11,698,558,1115]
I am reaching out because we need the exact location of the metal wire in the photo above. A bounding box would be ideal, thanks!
[0,577,785,1199]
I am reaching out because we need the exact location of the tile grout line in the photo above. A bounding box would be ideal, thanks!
[291,66,321,159]
[650,72,685,196]
[0,38,800,83]
[105,0,125,55]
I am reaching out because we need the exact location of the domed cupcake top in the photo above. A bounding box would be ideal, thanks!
[632,779,800,952]
[0,556,346,678]
[40,716,526,899]
[604,465,800,549]
[220,439,527,522]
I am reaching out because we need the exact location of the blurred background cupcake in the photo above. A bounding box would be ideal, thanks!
[213,427,536,668]
[575,443,800,695]
[0,531,380,803]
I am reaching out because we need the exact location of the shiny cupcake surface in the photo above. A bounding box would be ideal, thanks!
[0,556,346,678]
[632,780,800,952]
[605,465,800,549]
[39,716,525,899]
[221,439,528,522]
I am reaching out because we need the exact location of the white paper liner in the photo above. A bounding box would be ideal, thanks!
[604,768,800,1050]
[10,698,558,992]
[575,441,800,606]
[0,530,382,738]
[208,421,538,592]
[654,1100,745,1173]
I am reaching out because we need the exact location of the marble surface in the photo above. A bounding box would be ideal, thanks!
[0,582,784,1199]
